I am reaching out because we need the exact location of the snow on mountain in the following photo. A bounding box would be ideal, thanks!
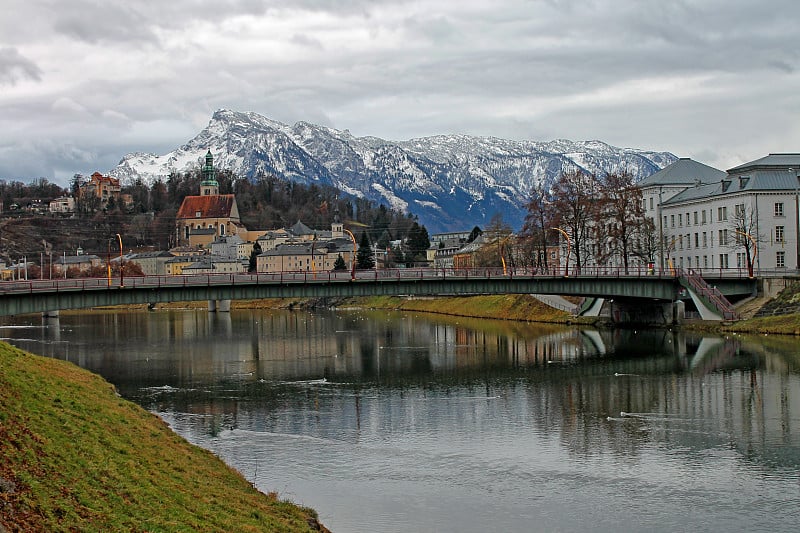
[112,109,677,233]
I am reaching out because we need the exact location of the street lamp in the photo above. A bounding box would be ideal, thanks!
[343,229,357,280]
[792,167,800,271]
[658,185,664,271]
[116,234,123,287]
[551,227,571,277]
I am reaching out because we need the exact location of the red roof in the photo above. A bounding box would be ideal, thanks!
[176,194,236,219]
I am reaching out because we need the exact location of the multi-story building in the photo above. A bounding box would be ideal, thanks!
[49,196,76,214]
[210,235,253,260]
[637,158,727,270]
[182,256,246,275]
[641,154,800,274]
[127,250,175,276]
[80,172,123,206]
[257,238,355,273]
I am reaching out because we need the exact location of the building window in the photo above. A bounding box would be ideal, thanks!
[735,203,745,217]
[719,229,728,246]
[679,214,683,227]
[777,251,786,268]
[686,212,690,226]
[679,235,683,250]
[775,202,784,217]
[702,210,707,224]
[670,215,675,228]
[693,211,698,225]
[649,197,654,210]
[703,256,708,268]
[702,232,707,247]
[694,233,699,248]
[776,225,785,244]
[736,252,746,268]
[720,253,729,269]
[718,206,727,221]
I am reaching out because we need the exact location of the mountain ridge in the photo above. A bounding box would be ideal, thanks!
[112,109,677,232]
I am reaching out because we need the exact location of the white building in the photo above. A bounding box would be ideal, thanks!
[641,154,800,274]
[49,196,76,214]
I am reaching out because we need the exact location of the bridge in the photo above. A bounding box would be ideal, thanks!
[0,267,758,324]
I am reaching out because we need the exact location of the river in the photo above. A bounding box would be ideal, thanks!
[1,309,799,532]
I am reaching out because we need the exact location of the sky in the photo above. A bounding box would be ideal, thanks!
[2,0,800,185]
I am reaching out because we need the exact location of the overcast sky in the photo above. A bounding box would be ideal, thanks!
[2,0,799,184]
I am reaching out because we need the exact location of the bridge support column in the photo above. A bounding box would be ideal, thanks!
[208,300,231,312]
[671,300,685,325]
[603,299,684,326]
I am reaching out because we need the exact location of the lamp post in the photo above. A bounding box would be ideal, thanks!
[106,239,112,287]
[658,185,664,271]
[116,234,123,287]
[792,167,799,271]
[551,227,571,277]
[343,229,357,280]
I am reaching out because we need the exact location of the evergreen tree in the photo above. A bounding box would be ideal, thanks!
[406,222,430,263]
[333,254,347,271]
[356,232,375,269]
[248,241,262,272]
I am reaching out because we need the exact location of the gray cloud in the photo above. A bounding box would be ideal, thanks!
[0,48,42,85]
[1,0,800,183]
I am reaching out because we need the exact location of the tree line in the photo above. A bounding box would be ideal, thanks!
[516,169,652,274]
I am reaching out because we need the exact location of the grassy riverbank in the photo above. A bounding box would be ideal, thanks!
[0,343,327,532]
[337,294,588,323]
[344,293,800,335]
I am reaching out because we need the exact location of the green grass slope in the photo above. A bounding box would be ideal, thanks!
[0,343,327,532]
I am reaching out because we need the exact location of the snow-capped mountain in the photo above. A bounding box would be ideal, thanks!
[113,109,677,232]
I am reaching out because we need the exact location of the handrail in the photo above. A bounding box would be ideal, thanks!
[0,265,757,296]
[678,268,738,320]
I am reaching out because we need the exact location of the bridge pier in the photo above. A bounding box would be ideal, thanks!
[42,310,60,319]
[208,299,231,313]
[602,299,684,326]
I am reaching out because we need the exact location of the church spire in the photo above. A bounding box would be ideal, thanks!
[200,150,219,196]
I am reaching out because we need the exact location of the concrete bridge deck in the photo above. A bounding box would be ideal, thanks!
[0,267,758,321]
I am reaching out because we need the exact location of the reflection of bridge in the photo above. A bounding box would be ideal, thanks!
[0,267,756,323]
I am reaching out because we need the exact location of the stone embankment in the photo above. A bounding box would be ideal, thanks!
[752,282,800,317]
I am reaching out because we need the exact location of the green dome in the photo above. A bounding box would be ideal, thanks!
[201,150,218,186]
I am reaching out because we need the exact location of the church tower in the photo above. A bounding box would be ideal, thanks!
[331,205,344,238]
[200,150,219,196]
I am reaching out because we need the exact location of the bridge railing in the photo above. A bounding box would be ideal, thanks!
[0,264,756,296]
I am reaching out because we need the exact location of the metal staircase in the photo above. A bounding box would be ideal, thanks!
[679,269,738,320]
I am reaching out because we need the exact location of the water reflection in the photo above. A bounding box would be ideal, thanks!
[1,310,799,532]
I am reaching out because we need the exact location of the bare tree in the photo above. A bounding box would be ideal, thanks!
[474,213,513,268]
[727,202,760,276]
[601,171,645,273]
[548,170,602,274]
[630,217,659,270]
[521,182,555,269]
